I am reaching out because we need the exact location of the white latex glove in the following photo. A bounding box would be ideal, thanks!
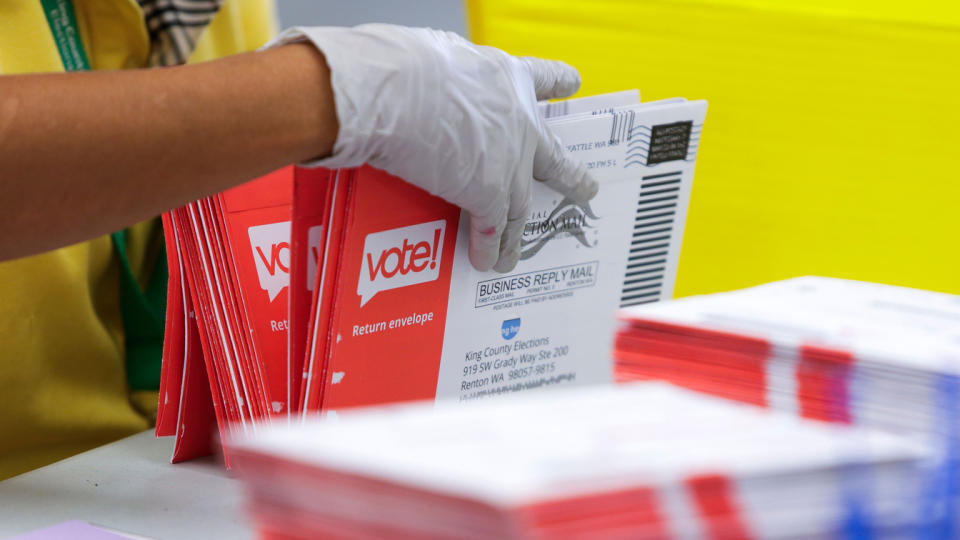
[266,24,598,272]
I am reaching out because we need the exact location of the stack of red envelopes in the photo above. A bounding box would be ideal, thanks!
[155,167,326,462]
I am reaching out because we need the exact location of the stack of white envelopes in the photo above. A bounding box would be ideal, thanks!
[230,383,933,539]
[615,276,960,535]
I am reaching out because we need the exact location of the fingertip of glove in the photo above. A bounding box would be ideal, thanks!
[468,222,501,272]
[553,60,581,97]
[468,248,497,272]
[537,160,599,204]
[580,174,600,201]
[493,246,520,273]
[566,172,599,204]
[523,57,581,100]
[493,258,518,274]
[539,59,580,99]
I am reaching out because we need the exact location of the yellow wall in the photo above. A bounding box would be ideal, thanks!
[468,0,960,296]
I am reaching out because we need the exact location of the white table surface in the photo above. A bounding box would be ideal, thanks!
[0,431,251,539]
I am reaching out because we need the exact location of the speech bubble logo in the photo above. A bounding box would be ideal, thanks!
[306,224,324,291]
[247,221,291,302]
[357,220,446,307]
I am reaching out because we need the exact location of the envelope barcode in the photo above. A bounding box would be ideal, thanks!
[608,110,636,146]
[541,101,570,118]
[620,171,682,307]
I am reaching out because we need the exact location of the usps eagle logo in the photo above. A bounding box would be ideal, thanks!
[520,198,599,260]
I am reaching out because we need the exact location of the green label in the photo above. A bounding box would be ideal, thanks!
[40,0,91,71]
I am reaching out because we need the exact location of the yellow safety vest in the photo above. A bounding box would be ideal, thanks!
[0,0,278,480]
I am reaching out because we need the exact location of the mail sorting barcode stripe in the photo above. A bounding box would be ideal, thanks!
[609,110,637,145]
[541,100,570,119]
[620,171,682,307]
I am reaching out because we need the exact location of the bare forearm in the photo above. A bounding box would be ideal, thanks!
[0,43,336,261]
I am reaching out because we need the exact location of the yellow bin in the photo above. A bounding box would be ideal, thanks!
[468,0,960,296]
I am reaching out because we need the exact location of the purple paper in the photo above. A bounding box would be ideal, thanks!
[7,521,126,540]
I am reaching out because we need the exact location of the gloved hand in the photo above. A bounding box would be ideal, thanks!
[266,24,598,273]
